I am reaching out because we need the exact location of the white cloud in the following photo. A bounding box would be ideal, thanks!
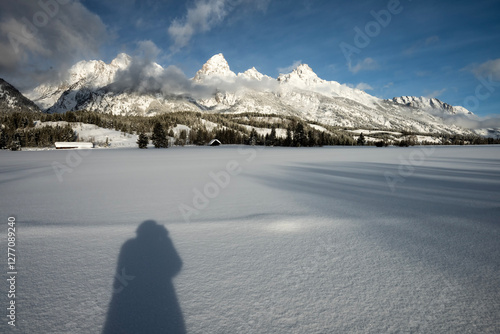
[469,58,500,81]
[136,40,161,61]
[278,60,303,74]
[168,0,270,53]
[383,82,393,89]
[348,57,379,74]
[424,88,447,98]
[355,82,374,91]
[441,113,500,130]
[168,0,227,52]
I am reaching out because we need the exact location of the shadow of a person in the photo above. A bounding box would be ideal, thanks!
[102,220,185,334]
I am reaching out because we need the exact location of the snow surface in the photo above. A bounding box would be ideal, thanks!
[241,124,288,138]
[308,124,332,134]
[1,146,499,333]
[34,121,139,148]
[200,119,223,132]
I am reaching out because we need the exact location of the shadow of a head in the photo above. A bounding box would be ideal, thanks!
[102,220,185,334]
[137,220,168,240]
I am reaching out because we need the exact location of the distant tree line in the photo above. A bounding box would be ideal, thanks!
[243,120,355,147]
[1,110,499,150]
[0,112,75,150]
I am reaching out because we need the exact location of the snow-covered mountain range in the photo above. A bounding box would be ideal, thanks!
[15,53,481,134]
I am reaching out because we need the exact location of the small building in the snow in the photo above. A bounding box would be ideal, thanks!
[208,139,221,146]
[55,142,94,149]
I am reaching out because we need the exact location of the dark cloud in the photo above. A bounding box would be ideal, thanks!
[113,60,214,98]
[0,0,109,90]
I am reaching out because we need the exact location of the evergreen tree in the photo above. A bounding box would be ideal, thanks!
[268,126,277,146]
[137,133,149,149]
[284,127,292,147]
[248,128,259,146]
[357,133,366,146]
[8,133,21,151]
[0,129,7,149]
[307,130,316,147]
[294,122,306,147]
[151,122,168,148]
[179,130,187,145]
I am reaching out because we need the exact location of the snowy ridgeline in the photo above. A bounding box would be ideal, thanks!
[0,146,499,333]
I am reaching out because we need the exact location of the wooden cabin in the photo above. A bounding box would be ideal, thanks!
[208,139,222,146]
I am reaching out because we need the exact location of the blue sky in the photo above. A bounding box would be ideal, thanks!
[1,0,500,116]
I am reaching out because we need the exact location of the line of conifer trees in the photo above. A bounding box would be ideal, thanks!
[2,110,499,150]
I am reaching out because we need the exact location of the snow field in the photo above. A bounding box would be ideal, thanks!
[0,146,499,333]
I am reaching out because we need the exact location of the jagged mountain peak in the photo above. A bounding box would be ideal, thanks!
[293,63,316,75]
[277,63,323,86]
[67,53,131,84]
[238,67,267,81]
[208,53,227,64]
[194,53,236,82]
[111,53,132,68]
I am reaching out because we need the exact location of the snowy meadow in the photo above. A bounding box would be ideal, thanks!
[0,146,499,333]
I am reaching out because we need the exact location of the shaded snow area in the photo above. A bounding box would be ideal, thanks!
[1,146,500,333]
